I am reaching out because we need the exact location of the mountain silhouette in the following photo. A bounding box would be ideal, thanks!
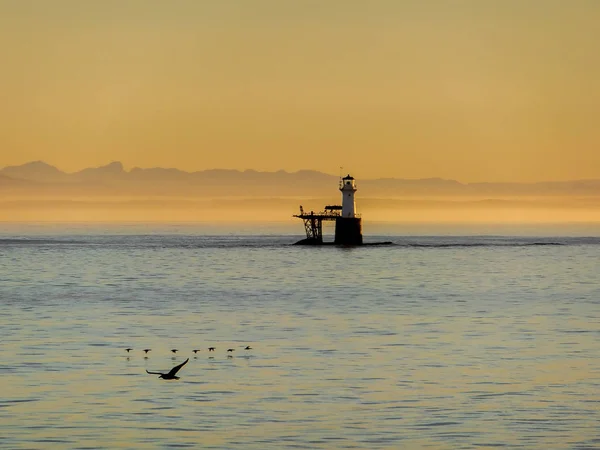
[0,173,34,187]
[68,161,128,184]
[1,161,67,183]
[0,161,599,197]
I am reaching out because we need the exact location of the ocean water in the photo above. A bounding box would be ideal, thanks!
[1,224,599,449]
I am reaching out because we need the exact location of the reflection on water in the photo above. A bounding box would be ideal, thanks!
[1,232,599,449]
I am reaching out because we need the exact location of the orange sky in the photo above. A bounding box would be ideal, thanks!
[1,1,599,182]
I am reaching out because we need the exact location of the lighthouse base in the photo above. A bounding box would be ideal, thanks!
[334,217,363,245]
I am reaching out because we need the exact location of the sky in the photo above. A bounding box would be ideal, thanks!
[1,0,599,182]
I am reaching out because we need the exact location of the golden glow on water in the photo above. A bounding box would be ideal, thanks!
[1,230,599,448]
[4,309,600,447]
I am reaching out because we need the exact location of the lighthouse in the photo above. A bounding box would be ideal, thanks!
[340,174,357,218]
[293,173,363,245]
[334,174,363,245]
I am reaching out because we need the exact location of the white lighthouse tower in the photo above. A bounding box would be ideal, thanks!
[334,174,363,245]
[340,174,357,218]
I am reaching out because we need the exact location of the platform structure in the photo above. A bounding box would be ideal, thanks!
[293,205,342,244]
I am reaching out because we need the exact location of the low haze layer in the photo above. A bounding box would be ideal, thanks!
[1,161,599,224]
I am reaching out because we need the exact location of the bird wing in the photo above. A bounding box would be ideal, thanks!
[146,370,164,375]
[167,358,189,377]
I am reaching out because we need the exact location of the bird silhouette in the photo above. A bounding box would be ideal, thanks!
[192,349,200,354]
[208,347,215,352]
[244,346,252,350]
[227,348,235,353]
[125,348,133,353]
[146,358,189,380]
[171,349,178,354]
[143,349,151,354]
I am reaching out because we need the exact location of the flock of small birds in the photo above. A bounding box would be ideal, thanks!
[125,346,252,355]
[124,345,255,380]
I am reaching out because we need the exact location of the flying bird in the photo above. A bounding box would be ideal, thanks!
[208,347,215,352]
[244,346,252,350]
[146,358,189,380]
[125,348,133,353]
[192,349,200,354]
[227,348,235,352]
[143,349,151,354]
[171,349,178,354]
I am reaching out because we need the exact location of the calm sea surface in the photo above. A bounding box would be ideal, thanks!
[1,224,599,449]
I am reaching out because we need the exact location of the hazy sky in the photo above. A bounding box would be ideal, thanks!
[1,1,599,182]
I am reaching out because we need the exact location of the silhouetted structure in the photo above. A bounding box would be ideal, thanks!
[294,174,363,245]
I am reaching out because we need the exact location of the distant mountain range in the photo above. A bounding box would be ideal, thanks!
[1,161,599,197]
